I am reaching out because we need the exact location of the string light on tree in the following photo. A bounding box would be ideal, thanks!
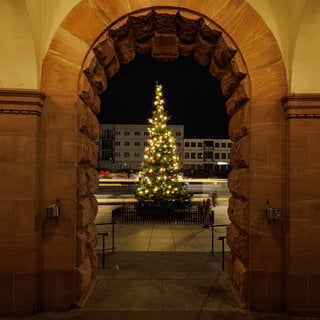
[135,82,192,212]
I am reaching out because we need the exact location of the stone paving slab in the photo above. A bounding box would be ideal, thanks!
[4,310,318,320]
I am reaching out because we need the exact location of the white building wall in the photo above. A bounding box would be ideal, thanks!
[183,138,232,177]
[99,124,232,176]
[98,124,184,172]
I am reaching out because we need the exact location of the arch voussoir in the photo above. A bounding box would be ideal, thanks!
[226,82,249,117]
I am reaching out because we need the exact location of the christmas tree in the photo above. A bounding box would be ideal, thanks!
[135,82,192,212]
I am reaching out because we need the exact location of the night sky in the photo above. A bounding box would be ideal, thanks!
[98,53,229,138]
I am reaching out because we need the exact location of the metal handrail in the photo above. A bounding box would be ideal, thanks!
[210,223,229,256]
[95,222,116,269]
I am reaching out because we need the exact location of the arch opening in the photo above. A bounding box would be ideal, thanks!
[78,7,250,306]
[97,52,230,178]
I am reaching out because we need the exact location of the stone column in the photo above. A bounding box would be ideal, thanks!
[283,94,320,317]
[0,89,45,315]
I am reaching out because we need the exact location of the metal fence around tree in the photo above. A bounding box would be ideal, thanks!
[112,204,206,224]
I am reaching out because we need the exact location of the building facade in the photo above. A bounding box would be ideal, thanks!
[98,124,232,177]
[98,124,184,171]
[184,138,232,177]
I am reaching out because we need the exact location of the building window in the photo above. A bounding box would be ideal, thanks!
[221,143,226,148]
[115,141,120,146]
[101,150,113,160]
[228,142,232,148]
[124,141,130,146]
[114,152,120,158]
[215,153,220,159]
[124,152,130,157]
[197,153,203,159]
[124,131,130,136]
[144,131,149,136]
[191,152,196,159]
[144,141,148,146]
[185,152,190,159]
[115,130,120,135]
[134,141,141,146]
[215,142,220,148]
[198,142,203,147]
[176,132,181,136]
[101,140,113,149]
[134,131,140,136]
[191,142,196,147]
[204,151,213,160]
[134,153,140,157]
[101,129,114,139]
[221,153,227,159]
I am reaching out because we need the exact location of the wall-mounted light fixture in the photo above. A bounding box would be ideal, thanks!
[265,200,281,222]
[46,198,60,218]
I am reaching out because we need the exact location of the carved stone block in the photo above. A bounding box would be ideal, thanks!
[152,33,179,60]
[228,168,250,199]
[227,223,249,266]
[229,136,250,169]
[226,82,249,116]
[215,36,237,69]
[228,196,249,232]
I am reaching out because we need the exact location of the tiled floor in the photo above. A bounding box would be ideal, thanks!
[85,251,238,312]
[94,201,230,255]
[96,224,228,253]
[84,202,235,313]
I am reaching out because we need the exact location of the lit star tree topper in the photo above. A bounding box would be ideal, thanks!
[135,82,192,212]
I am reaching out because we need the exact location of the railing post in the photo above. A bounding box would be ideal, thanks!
[211,225,214,256]
[112,222,115,253]
[102,233,106,269]
[218,236,227,271]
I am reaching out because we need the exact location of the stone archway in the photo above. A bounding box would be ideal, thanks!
[40,0,287,313]
[80,5,249,301]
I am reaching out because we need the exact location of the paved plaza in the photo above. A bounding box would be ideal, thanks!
[5,201,319,319]
[94,201,231,255]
